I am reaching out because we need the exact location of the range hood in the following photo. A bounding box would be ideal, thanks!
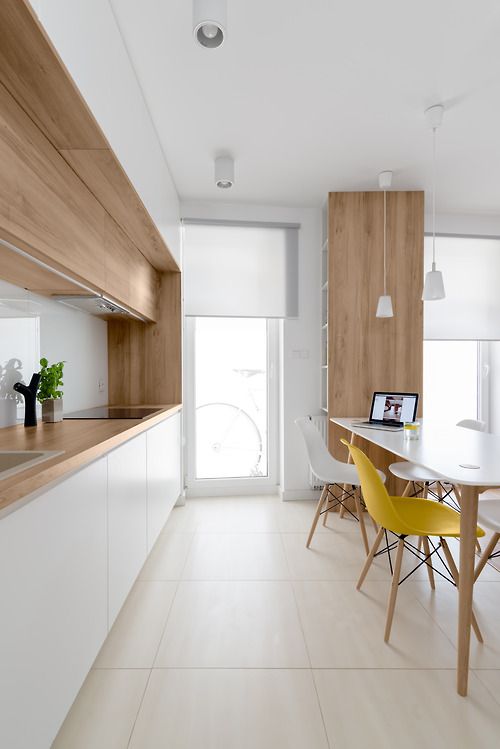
[52,294,139,319]
[0,237,147,322]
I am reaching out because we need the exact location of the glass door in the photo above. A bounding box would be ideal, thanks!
[185,317,278,493]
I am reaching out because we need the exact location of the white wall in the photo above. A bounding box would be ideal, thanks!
[31,0,181,267]
[181,201,322,500]
[425,212,500,238]
[0,279,108,426]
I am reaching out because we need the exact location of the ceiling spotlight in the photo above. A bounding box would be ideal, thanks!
[193,0,226,49]
[215,155,234,189]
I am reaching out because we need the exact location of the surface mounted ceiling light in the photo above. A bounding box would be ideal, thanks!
[214,155,234,188]
[193,0,226,48]
[376,170,394,318]
[422,104,446,301]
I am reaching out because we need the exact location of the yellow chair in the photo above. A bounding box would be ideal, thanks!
[341,439,485,643]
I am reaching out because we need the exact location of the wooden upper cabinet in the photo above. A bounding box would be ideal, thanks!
[0,0,179,298]
[0,1,106,150]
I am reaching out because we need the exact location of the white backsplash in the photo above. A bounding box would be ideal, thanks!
[0,279,108,427]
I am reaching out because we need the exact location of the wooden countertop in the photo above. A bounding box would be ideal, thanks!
[0,404,182,515]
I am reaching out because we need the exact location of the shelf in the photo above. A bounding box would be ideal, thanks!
[321,406,328,413]
[322,322,328,330]
[321,365,328,369]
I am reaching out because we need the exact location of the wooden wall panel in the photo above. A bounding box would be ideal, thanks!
[108,272,182,406]
[327,191,424,493]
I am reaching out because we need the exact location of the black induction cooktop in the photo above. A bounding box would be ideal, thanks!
[64,406,162,420]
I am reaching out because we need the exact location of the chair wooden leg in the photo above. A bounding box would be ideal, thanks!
[357,526,385,590]
[338,489,346,520]
[474,532,500,582]
[353,487,369,555]
[384,538,405,643]
[322,486,334,526]
[306,485,328,548]
[440,537,484,644]
[421,536,435,590]
[417,483,428,553]
[402,481,412,497]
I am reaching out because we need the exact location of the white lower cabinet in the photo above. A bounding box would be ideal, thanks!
[107,432,147,625]
[146,411,181,551]
[0,412,181,749]
[0,458,108,749]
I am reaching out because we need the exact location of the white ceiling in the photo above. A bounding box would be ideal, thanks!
[111,0,500,212]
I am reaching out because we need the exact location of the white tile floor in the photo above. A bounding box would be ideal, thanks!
[53,496,500,749]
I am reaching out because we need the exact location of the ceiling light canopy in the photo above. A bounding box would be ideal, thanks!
[215,155,234,189]
[193,0,226,48]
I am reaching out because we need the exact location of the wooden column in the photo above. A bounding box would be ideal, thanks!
[327,191,424,493]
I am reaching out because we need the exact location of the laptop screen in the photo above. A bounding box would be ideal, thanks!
[369,392,419,425]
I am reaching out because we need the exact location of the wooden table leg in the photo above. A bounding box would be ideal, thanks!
[457,484,479,697]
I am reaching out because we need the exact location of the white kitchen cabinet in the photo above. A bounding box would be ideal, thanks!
[107,432,148,625]
[0,458,108,749]
[147,411,182,551]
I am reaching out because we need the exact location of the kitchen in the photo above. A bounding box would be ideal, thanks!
[2,2,500,748]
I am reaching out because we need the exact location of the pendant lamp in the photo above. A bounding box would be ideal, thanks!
[376,170,394,318]
[422,105,446,301]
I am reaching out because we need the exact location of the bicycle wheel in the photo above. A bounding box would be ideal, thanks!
[195,402,264,479]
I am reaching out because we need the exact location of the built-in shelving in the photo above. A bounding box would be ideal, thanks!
[320,201,328,414]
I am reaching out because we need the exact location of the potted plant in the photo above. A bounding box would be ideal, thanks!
[37,358,65,423]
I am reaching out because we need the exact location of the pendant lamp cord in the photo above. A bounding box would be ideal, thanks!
[383,189,387,295]
[432,126,437,267]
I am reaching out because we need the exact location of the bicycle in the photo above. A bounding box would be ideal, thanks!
[195,368,265,478]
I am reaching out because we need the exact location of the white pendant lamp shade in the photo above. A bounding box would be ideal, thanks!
[376,295,394,318]
[422,262,445,301]
[376,171,394,318]
[193,0,226,48]
[422,104,446,301]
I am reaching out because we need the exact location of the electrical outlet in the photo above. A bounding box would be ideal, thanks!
[98,379,105,393]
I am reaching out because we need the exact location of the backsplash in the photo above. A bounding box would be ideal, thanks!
[0,279,108,427]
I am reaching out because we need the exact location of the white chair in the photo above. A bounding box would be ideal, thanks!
[389,418,487,506]
[474,500,500,580]
[295,416,385,554]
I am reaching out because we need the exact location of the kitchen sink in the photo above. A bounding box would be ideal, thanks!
[0,451,63,480]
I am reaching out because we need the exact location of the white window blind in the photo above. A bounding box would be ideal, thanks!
[183,222,299,318]
[424,235,500,340]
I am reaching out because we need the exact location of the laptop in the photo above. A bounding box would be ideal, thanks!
[353,392,419,431]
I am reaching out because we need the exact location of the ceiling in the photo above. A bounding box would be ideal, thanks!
[111,0,500,213]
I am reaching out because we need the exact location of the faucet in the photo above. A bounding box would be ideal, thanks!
[13,373,41,427]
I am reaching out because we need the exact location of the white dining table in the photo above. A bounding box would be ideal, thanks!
[331,416,500,696]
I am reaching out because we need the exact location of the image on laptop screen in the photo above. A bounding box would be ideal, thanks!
[371,392,418,425]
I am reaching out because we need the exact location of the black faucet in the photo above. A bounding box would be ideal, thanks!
[13,373,41,427]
